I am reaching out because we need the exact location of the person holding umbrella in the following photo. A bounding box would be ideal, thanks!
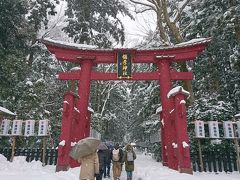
[78,152,99,180]
[69,137,101,180]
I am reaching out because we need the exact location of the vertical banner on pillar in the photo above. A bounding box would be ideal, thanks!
[117,52,132,79]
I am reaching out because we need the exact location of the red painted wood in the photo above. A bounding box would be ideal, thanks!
[58,71,193,81]
[76,60,93,139]
[44,39,210,64]
[172,93,192,173]
[157,59,178,170]
[160,111,168,166]
[69,103,81,168]
[56,92,75,171]
[58,71,80,80]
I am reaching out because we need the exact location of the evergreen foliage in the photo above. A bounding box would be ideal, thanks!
[185,0,240,114]
[0,0,29,50]
[63,0,133,47]
[0,0,64,147]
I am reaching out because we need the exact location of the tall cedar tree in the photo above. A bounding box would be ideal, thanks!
[63,0,133,47]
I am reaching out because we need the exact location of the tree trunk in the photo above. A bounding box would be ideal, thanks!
[179,62,194,106]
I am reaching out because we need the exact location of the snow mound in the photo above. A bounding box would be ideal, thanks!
[0,154,7,162]
[0,154,9,171]
[12,156,27,164]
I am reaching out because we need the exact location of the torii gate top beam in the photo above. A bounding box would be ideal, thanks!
[42,38,211,64]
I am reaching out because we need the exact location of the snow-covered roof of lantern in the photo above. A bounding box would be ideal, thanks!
[42,37,211,51]
[167,86,190,98]
[0,106,16,116]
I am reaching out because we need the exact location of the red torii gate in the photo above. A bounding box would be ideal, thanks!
[42,38,210,174]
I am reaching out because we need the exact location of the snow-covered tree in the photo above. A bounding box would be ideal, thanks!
[63,0,133,47]
[129,0,195,104]
[184,0,240,113]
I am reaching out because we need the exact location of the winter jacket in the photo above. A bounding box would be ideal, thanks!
[123,144,136,172]
[105,148,112,164]
[97,149,106,171]
[110,147,124,163]
[78,152,99,180]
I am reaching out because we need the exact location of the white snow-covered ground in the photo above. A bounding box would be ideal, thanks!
[0,152,239,180]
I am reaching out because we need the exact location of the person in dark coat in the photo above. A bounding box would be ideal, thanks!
[111,143,124,180]
[103,144,112,178]
[96,143,108,180]
[123,144,136,180]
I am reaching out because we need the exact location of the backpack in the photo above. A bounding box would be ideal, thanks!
[127,151,134,162]
[112,149,120,161]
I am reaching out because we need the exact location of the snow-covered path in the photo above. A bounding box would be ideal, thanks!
[127,152,240,180]
[0,152,239,180]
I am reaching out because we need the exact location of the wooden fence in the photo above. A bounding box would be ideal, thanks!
[191,149,238,172]
[0,148,58,165]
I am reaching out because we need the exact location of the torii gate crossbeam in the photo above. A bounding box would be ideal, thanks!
[58,71,193,81]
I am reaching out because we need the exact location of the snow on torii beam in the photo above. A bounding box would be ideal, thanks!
[42,38,211,81]
[42,38,211,64]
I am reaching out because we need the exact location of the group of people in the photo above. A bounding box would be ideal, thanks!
[78,142,136,180]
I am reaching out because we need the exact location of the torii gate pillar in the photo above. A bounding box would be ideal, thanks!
[56,58,93,171]
[157,57,178,170]
[159,110,168,166]
[76,58,93,140]
[169,87,193,174]
[56,92,75,171]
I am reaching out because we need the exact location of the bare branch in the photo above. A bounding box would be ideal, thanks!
[161,0,183,43]
[129,0,156,11]
[174,0,192,23]
[151,0,162,10]
[135,7,155,13]
[182,21,193,34]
